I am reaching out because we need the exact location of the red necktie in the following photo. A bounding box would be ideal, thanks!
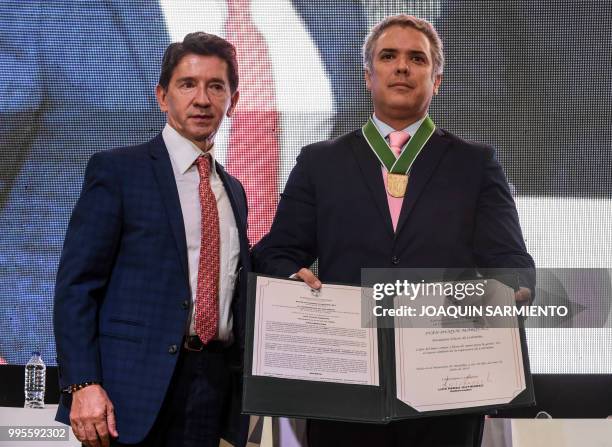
[382,130,410,231]
[225,0,280,244]
[194,155,220,343]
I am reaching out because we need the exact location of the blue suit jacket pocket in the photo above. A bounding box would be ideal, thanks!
[99,331,142,343]
[100,317,145,343]
[108,316,145,326]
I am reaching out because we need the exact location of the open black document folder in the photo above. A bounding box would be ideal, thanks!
[243,273,535,423]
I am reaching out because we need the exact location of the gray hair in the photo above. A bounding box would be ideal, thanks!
[362,14,444,77]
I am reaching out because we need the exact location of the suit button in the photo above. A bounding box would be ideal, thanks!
[168,345,178,354]
[391,256,400,265]
[181,300,189,310]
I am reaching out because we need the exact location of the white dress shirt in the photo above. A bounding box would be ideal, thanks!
[371,113,427,142]
[162,124,240,343]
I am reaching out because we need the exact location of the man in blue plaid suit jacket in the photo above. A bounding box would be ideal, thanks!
[54,33,250,447]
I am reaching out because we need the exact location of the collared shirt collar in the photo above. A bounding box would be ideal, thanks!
[371,113,427,140]
[162,123,217,176]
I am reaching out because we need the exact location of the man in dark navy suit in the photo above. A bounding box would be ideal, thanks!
[253,14,535,447]
[54,33,250,447]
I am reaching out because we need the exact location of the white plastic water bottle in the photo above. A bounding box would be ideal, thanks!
[24,351,46,409]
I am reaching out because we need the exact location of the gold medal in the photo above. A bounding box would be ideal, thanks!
[387,172,408,198]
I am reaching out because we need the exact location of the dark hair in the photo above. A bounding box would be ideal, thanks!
[158,32,239,93]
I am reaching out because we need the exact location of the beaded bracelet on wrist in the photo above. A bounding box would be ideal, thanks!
[63,381,100,394]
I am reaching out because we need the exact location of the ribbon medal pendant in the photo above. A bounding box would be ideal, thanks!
[387,173,408,198]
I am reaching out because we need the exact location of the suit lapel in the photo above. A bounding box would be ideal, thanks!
[351,131,395,237]
[104,0,169,106]
[148,135,189,281]
[395,129,451,235]
[216,164,250,267]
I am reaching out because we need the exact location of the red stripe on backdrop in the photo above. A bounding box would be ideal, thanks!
[225,0,280,245]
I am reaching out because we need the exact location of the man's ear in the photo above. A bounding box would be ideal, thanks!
[365,69,372,92]
[227,90,240,118]
[433,74,442,95]
[155,84,168,112]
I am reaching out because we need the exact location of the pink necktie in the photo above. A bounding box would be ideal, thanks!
[382,130,410,232]
[225,0,280,245]
[194,155,220,344]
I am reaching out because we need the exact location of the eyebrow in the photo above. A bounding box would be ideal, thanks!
[207,77,228,85]
[174,76,228,84]
[379,48,428,57]
[175,76,197,84]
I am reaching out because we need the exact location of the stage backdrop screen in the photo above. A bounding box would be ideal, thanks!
[0,0,610,373]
